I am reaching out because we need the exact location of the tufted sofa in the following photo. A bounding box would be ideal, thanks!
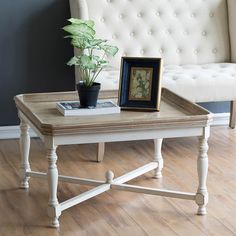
[69,0,236,128]
[69,0,236,161]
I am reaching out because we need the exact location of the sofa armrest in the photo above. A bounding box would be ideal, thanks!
[69,0,89,20]
[69,0,90,84]
[228,0,236,62]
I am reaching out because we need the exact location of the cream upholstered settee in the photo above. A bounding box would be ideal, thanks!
[69,0,236,159]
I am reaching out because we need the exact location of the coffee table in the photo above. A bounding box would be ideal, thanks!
[14,88,212,228]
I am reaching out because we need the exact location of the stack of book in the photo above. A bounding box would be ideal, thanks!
[56,99,120,116]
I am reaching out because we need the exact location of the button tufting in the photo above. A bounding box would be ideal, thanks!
[209,12,214,17]
[130,31,135,37]
[112,34,117,39]
[174,12,178,17]
[191,13,196,17]
[137,12,143,17]
[140,49,145,54]
[100,17,105,22]
[176,48,181,53]
[202,31,207,36]
[184,30,189,35]
[148,30,153,35]
[119,13,124,19]
[195,49,200,54]
[212,48,218,54]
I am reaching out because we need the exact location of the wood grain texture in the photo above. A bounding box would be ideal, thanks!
[14,88,212,135]
[0,127,236,235]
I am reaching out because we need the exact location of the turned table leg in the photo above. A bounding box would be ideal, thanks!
[153,139,163,179]
[19,118,31,189]
[46,142,61,228]
[196,136,209,215]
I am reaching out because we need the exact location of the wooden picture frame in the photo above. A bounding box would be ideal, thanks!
[118,57,163,111]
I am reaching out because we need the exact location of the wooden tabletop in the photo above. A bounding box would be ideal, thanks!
[14,88,212,135]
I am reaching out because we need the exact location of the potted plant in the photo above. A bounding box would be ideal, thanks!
[63,18,118,108]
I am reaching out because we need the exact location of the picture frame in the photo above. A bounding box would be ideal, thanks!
[118,57,163,111]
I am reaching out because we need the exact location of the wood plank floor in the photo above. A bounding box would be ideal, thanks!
[0,126,236,236]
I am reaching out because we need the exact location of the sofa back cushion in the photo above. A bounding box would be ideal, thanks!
[70,0,230,67]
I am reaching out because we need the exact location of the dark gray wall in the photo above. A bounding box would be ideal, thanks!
[0,0,75,126]
[198,101,230,113]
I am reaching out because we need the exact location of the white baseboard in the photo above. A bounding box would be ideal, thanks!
[0,126,37,139]
[0,113,231,140]
[211,112,230,126]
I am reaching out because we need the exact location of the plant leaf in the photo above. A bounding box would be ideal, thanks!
[80,55,96,69]
[63,18,119,84]
[68,18,95,28]
[100,44,119,56]
[63,23,95,40]
[67,56,79,66]
[89,39,107,47]
[71,37,87,48]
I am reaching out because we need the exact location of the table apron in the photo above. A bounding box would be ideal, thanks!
[53,127,204,145]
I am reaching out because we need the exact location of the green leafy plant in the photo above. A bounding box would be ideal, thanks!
[63,18,118,87]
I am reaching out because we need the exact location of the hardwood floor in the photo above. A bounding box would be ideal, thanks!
[0,126,236,235]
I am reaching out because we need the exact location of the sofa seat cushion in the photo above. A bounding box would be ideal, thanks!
[96,63,236,103]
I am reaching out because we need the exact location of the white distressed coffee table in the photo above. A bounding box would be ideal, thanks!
[15,88,212,228]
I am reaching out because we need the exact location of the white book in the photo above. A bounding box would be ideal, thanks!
[56,99,120,116]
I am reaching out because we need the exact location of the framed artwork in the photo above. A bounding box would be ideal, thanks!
[118,57,163,111]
